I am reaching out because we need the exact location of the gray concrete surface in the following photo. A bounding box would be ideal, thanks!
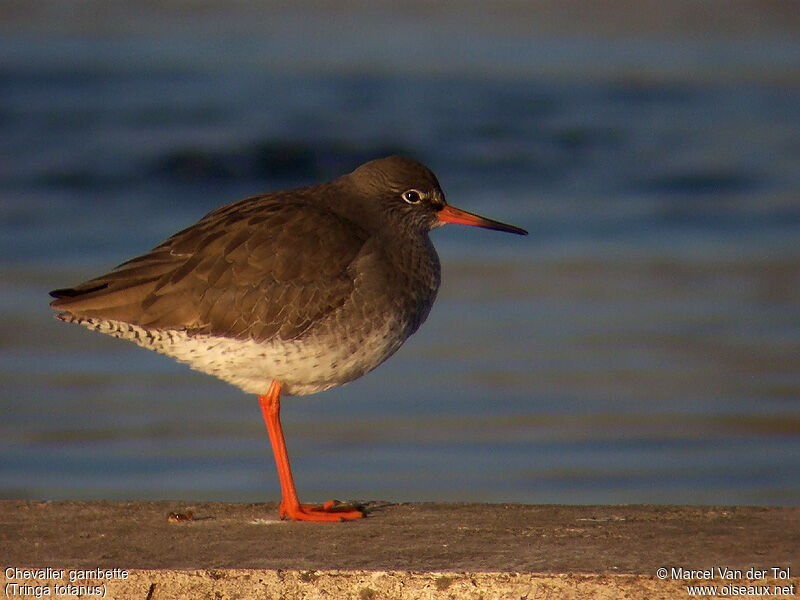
[2,501,798,571]
[2,502,797,599]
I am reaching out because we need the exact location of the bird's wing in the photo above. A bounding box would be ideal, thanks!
[50,196,370,341]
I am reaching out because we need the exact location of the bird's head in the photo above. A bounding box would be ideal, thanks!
[348,156,528,236]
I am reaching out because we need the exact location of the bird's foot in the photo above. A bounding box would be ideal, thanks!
[280,499,364,522]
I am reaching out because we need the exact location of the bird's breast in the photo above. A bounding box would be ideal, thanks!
[352,231,440,335]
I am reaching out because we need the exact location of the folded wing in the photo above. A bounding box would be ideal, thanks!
[50,195,369,342]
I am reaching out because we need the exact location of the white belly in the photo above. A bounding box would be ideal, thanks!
[67,315,407,396]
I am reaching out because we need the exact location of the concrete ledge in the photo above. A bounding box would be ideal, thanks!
[8,569,791,600]
[2,501,798,599]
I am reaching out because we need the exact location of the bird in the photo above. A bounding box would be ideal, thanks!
[50,156,528,522]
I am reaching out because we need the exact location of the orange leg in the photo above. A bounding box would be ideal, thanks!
[257,380,364,522]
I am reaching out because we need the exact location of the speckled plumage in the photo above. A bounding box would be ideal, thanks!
[50,156,446,395]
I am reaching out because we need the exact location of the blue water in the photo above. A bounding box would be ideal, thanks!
[1,6,799,506]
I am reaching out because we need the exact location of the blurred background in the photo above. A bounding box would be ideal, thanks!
[1,1,798,505]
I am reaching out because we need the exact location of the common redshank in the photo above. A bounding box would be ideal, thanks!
[50,156,527,521]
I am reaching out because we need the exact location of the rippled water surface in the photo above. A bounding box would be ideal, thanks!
[1,4,799,505]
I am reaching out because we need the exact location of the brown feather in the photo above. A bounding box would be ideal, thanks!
[50,197,370,342]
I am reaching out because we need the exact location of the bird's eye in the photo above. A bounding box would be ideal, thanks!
[402,189,424,204]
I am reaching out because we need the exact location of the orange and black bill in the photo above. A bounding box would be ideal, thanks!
[438,205,528,235]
